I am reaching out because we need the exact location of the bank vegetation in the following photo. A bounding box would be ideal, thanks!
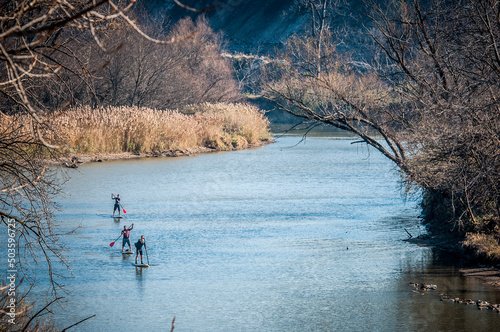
[263,0,500,262]
[1,103,270,157]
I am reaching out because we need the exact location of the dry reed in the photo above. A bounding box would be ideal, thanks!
[51,102,270,155]
[463,233,500,262]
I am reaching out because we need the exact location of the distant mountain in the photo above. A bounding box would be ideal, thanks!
[142,0,369,53]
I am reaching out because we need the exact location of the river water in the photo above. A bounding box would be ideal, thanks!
[26,135,500,330]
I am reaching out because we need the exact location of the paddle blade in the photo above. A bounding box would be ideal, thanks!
[123,208,127,214]
[109,241,115,247]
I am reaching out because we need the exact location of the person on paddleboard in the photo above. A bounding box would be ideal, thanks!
[135,235,147,264]
[111,193,121,217]
[121,223,134,252]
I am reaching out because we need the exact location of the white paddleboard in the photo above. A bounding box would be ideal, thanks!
[132,263,149,268]
[122,251,134,254]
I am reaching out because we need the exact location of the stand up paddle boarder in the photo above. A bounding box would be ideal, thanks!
[121,223,134,252]
[111,193,121,217]
[135,235,147,265]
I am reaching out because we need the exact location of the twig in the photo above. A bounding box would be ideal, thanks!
[173,0,215,13]
[21,297,63,332]
[171,316,176,332]
[61,314,97,331]
[404,228,413,238]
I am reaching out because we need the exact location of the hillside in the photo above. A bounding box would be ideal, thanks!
[139,0,373,123]
[143,0,369,53]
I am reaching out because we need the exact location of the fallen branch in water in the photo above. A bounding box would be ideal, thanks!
[404,228,413,238]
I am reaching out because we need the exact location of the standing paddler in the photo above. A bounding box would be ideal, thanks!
[121,223,134,252]
[111,193,121,217]
[134,235,147,265]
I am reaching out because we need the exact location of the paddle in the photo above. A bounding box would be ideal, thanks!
[109,234,122,247]
[145,242,150,265]
[120,204,127,214]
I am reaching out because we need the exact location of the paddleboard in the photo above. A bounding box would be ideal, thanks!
[122,250,134,254]
[132,263,149,268]
[113,216,124,219]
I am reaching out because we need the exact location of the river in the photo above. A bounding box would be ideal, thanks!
[26,135,500,330]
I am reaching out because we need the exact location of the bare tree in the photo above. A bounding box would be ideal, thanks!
[264,0,500,242]
[368,0,500,227]
[263,31,408,169]
[291,0,348,76]
[154,16,240,109]
[82,16,239,109]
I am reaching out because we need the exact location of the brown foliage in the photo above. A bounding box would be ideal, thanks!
[4,103,270,155]
[85,16,240,109]
[265,0,500,243]
[369,0,500,227]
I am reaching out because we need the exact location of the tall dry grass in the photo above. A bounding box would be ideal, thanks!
[463,232,500,262]
[53,103,270,154]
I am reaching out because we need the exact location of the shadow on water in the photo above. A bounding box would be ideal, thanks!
[393,246,500,331]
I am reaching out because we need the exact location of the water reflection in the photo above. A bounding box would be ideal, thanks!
[135,267,145,277]
[393,246,500,331]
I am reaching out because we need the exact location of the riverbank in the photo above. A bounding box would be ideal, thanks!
[460,267,500,289]
[407,220,500,291]
[58,139,273,167]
